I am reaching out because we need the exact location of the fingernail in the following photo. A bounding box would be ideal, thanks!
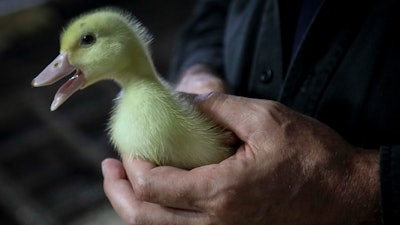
[195,92,215,103]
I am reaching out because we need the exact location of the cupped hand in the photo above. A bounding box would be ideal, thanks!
[103,93,380,225]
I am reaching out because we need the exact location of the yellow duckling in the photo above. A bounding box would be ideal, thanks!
[32,8,232,169]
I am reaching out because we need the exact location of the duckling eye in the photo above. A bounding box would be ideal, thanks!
[80,34,96,46]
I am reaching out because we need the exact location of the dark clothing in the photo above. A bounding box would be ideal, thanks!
[292,0,323,55]
[168,0,400,223]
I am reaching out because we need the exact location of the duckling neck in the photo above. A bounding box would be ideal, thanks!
[109,66,180,156]
[113,59,174,107]
[114,57,160,89]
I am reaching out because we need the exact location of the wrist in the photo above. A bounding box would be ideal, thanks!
[345,149,381,224]
[304,147,381,224]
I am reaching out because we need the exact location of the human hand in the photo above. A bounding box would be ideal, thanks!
[174,64,228,94]
[102,93,381,225]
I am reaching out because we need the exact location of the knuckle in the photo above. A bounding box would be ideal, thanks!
[125,212,143,225]
[264,100,287,113]
[132,176,152,201]
[209,189,236,217]
[125,213,138,225]
[263,100,293,125]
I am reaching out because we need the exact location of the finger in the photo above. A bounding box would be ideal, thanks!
[194,92,260,141]
[122,157,219,211]
[102,158,208,225]
[176,92,240,146]
[102,158,139,220]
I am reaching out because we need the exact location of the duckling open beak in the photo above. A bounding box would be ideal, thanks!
[32,53,86,111]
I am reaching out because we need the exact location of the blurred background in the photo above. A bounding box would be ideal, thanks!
[0,0,195,224]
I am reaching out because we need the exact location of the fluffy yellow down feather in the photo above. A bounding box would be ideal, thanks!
[32,8,232,169]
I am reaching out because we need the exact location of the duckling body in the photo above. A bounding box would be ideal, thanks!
[111,78,229,168]
[32,8,231,169]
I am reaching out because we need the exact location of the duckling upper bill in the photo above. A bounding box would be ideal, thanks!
[32,52,86,111]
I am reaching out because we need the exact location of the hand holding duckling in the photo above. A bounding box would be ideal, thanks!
[32,8,232,169]
[103,93,381,225]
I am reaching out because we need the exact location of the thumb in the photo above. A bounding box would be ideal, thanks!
[195,92,256,141]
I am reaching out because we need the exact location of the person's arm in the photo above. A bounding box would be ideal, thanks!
[103,93,381,225]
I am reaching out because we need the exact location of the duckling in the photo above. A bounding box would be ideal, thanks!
[32,8,232,169]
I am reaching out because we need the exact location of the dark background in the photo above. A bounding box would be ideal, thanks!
[0,0,195,224]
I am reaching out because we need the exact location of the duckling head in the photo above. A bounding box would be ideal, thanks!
[32,8,153,111]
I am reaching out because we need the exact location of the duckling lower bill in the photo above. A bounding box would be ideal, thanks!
[32,53,87,111]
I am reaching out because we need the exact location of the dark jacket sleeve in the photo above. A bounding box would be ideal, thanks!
[380,146,400,224]
[167,0,230,83]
